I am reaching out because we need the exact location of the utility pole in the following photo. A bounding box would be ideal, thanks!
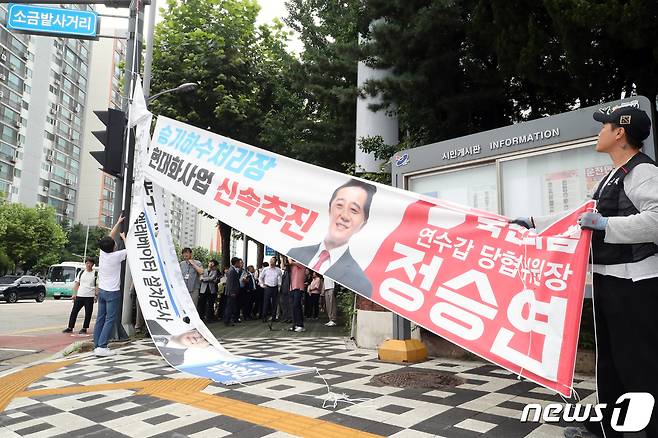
[115,0,145,338]
[142,0,157,97]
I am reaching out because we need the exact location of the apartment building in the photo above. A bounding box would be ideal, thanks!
[0,4,94,224]
[75,29,125,228]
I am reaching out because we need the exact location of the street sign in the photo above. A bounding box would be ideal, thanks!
[6,4,99,40]
[265,246,275,257]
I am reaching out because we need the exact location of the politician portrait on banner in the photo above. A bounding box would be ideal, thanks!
[288,179,376,297]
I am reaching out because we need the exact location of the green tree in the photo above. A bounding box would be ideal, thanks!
[283,0,363,171]
[151,0,298,149]
[60,223,107,262]
[360,0,658,157]
[360,0,513,151]
[151,0,306,254]
[0,203,66,274]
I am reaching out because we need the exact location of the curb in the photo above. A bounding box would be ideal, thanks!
[0,338,137,378]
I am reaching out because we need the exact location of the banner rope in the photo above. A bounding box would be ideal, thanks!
[234,367,372,409]
[512,222,583,400]
[559,206,599,403]
[232,339,373,410]
[513,226,532,383]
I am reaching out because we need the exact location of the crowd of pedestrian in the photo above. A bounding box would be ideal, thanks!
[179,251,340,332]
[61,215,342,358]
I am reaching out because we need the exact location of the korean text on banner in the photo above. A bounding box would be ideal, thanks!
[126,81,308,385]
[127,183,309,384]
[144,116,593,396]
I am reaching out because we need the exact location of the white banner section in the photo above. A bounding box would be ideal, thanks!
[126,81,309,385]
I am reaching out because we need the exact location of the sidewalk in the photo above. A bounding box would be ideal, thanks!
[0,334,596,437]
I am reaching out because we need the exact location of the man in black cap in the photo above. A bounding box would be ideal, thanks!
[512,106,658,438]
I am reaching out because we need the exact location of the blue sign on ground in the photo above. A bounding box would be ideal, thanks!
[265,246,275,256]
[6,4,99,39]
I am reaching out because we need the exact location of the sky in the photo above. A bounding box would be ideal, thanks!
[97,0,301,52]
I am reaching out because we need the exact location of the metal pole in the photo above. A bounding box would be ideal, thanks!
[142,0,156,97]
[115,0,144,339]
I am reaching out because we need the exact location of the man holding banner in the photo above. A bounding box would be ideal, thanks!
[515,107,658,438]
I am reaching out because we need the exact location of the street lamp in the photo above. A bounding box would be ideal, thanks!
[146,82,198,103]
[83,217,101,261]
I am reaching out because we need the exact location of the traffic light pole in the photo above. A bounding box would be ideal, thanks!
[114,0,144,338]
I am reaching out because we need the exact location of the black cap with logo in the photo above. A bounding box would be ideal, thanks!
[593,106,651,142]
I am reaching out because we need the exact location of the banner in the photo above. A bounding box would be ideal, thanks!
[126,80,308,384]
[144,116,593,397]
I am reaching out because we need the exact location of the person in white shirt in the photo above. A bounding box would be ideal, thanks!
[62,257,98,334]
[259,257,282,322]
[93,215,126,357]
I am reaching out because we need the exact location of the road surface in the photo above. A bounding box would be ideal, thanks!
[0,298,96,372]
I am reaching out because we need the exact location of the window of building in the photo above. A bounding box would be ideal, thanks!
[500,142,611,218]
[7,53,23,74]
[0,161,13,180]
[0,142,14,161]
[408,163,499,213]
[406,141,613,220]
[0,125,18,144]
[7,71,23,94]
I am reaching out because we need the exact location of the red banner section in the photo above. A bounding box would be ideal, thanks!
[365,200,593,396]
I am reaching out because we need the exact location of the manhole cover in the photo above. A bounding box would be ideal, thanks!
[370,369,465,389]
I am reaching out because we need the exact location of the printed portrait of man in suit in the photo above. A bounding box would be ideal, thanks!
[288,178,377,297]
[146,319,230,368]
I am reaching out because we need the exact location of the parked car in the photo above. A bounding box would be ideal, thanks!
[0,275,47,303]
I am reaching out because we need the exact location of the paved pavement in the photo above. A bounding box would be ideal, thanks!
[0,332,597,438]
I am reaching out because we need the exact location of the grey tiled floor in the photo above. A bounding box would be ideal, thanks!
[0,337,596,437]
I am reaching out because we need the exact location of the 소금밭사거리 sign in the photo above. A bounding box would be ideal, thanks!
[143,115,594,397]
[6,4,99,39]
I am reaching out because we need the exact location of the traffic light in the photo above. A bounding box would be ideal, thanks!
[90,108,126,177]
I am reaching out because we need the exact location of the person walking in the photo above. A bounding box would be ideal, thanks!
[93,215,126,357]
[288,259,307,332]
[259,257,282,322]
[63,257,97,334]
